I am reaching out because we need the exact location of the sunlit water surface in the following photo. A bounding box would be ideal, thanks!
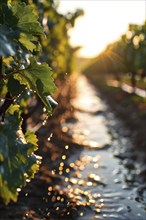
[60,75,146,220]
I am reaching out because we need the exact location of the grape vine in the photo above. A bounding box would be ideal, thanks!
[0,0,56,204]
[0,0,83,205]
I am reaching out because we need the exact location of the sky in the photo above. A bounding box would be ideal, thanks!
[56,0,146,58]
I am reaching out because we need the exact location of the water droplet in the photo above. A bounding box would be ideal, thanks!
[94,163,99,168]
[61,198,64,202]
[87,181,93,186]
[70,162,75,168]
[66,168,70,173]
[17,188,21,192]
[48,186,53,191]
[57,196,61,201]
[95,208,101,213]
[65,145,69,149]
[47,212,50,216]
[43,107,46,112]
[51,170,56,175]
[47,133,53,141]
[80,212,84,216]
[114,178,121,183]
[76,172,82,178]
[70,178,77,184]
[67,185,71,189]
[65,177,69,182]
[93,193,101,198]
[62,155,66,160]
[89,199,96,204]
[122,185,130,190]
[78,180,85,185]
[59,166,63,171]
[42,120,47,125]
[60,162,64,167]
[62,126,68,132]
[92,156,100,162]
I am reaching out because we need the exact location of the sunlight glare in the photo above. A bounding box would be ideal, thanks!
[57,0,145,58]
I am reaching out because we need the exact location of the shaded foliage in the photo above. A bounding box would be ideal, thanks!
[0,0,83,204]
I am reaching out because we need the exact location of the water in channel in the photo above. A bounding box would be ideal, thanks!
[61,75,146,220]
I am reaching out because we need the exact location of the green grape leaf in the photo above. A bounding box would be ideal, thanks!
[24,58,56,114]
[0,104,40,205]
[25,130,38,154]
[9,2,44,53]
[18,33,36,52]
[12,2,44,36]
[6,104,20,115]
[27,58,56,94]
[0,3,42,55]
[7,76,26,97]
[13,73,30,88]
[14,58,56,114]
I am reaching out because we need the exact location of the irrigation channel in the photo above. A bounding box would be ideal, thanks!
[60,75,146,220]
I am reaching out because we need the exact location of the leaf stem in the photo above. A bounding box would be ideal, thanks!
[1,67,29,79]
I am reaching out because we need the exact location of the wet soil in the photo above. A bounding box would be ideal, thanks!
[86,76,146,153]
[0,75,146,220]
[61,75,146,219]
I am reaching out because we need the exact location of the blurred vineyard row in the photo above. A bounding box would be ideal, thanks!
[84,21,146,91]
[26,0,83,78]
[83,21,146,151]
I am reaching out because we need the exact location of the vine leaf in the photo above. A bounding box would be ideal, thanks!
[12,2,44,36]
[12,2,44,53]
[25,130,38,154]
[14,58,56,114]
[0,2,44,57]
[18,33,36,52]
[0,104,40,205]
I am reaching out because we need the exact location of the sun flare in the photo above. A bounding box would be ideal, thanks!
[57,0,145,58]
